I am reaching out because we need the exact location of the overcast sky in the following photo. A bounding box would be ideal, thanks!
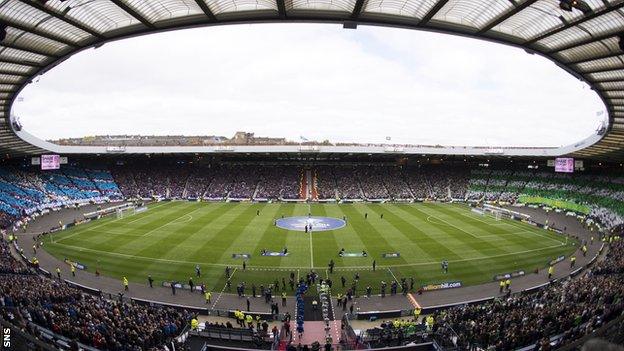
[13,23,605,147]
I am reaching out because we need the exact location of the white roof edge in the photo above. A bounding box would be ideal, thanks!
[15,128,603,157]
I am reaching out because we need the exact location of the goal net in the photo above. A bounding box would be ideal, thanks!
[486,209,503,221]
[474,206,502,220]
[116,205,136,219]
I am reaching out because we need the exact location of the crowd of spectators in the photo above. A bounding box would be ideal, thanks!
[383,167,414,199]
[362,319,427,348]
[229,166,260,199]
[7,162,624,232]
[315,167,337,199]
[466,169,624,229]
[334,167,363,199]
[0,166,118,230]
[0,239,31,275]
[184,169,212,198]
[437,239,624,350]
[255,166,301,200]
[0,234,191,350]
[358,167,390,199]
[0,274,191,350]
[204,166,234,199]
[112,164,303,201]
[356,238,624,350]
[309,165,474,201]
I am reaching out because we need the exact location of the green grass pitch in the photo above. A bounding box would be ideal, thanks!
[42,202,576,294]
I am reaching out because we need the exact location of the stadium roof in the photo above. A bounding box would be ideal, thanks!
[0,0,623,159]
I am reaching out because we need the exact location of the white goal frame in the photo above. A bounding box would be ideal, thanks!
[116,205,136,219]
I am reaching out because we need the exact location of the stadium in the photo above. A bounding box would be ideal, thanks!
[1,1,624,351]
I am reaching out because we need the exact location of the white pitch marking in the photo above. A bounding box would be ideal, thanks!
[170,214,193,224]
[456,211,498,225]
[125,201,170,224]
[49,241,565,271]
[140,206,203,237]
[424,212,480,239]
[387,267,400,284]
[56,216,123,243]
[56,201,172,243]
[211,267,237,310]
[309,230,314,269]
[503,220,566,246]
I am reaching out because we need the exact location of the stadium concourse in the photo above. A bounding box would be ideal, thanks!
[0,159,623,350]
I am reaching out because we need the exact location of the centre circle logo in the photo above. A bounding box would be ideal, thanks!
[276,216,346,232]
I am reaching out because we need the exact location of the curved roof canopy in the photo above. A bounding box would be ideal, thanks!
[0,0,623,159]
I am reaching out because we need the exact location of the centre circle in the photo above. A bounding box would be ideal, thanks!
[275,216,346,232]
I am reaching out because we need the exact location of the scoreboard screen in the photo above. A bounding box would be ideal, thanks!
[554,157,574,173]
[41,154,60,170]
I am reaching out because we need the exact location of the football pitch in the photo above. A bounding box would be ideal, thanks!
[43,202,576,292]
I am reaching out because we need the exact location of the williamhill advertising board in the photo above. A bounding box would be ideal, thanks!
[421,281,462,291]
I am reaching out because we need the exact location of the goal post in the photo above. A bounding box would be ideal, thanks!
[476,206,503,220]
[488,209,502,221]
[116,205,139,219]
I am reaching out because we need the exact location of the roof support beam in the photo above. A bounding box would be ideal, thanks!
[580,66,624,75]
[351,0,365,19]
[547,31,619,54]
[478,0,538,34]
[193,0,217,21]
[0,56,42,67]
[276,0,287,19]
[526,3,624,45]
[419,0,450,26]
[0,70,28,77]
[3,21,76,48]
[19,0,104,40]
[109,0,155,29]
[568,52,624,65]
[598,88,624,93]
[0,42,56,58]
[590,77,624,83]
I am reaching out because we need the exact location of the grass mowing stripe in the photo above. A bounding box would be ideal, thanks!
[364,203,435,262]
[419,204,480,239]
[159,203,233,259]
[321,205,368,268]
[182,204,256,263]
[312,204,341,271]
[271,205,300,268]
[431,204,547,254]
[391,204,487,259]
[54,201,172,243]
[340,204,409,266]
[216,203,283,266]
[73,203,209,279]
[414,205,518,256]
[124,201,171,223]
[126,203,232,279]
[41,203,577,291]
[185,204,262,273]
[503,219,568,245]
[53,202,181,247]
[388,204,488,279]
[63,202,183,242]
[446,203,568,246]
[97,203,201,253]
[69,202,196,252]
[140,205,206,237]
